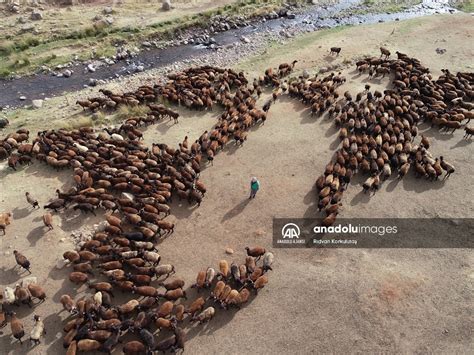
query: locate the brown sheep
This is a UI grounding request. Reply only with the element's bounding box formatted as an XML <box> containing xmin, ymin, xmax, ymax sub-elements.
<box><xmin>7</xmin><ymin>311</ymin><xmax>25</xmax><ymax>344</ymax></box>
<box><xmin>42</xmin><ymin>213</ymin><xmax>53</xmax><ymax>230</ymax></box>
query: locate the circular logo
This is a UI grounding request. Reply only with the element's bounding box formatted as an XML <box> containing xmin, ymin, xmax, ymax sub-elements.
<box><xmin>281</xmin><ymin>223</ymin><xmax>300</xmax><ymax>239</ymax></box>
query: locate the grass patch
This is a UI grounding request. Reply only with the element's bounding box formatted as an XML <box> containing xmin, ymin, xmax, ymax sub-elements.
<box><xmin>0</xmin><ymin>68</ymin><xmax>12</xmax><ymax>78</ymax></box>
<box><xmin>350</xmin><ymin>0</ymin><xmax>422</xmax><ymax>14</ymax></box>
<box><xmin>0</xmin><ymin>0</ymin><xmax>310</xmax><ymax>76</ymax></box>
<box><xmin>113</xmin><ymin>105</ymin><xmax>150</xmax><ymax>122</ymax></box>
<box><xmin>60</xmin><ymin>115</ymin><xmax>94</xmax><ymax>130</ymax></box>
<box><xmin>451</xmin><ymin>0</ymin><xmax>474</xmax><ymax>12</ymax></box>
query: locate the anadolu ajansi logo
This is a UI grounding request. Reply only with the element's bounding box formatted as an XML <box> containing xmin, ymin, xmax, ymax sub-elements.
<box><xmin>282</xmin><ymin>223</ymin><xmax>300</xmax><ymax>239</ymax></box>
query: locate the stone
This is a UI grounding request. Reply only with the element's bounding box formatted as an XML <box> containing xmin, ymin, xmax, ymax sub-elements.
<box><xmin>225</xmin><ymin>248</ymin><xmax>234</xmax><ymax>255</ymax></box>
<box><xmin>19</xmin><ymin>96</ymin><xmax>27</xmax><ymax>100</ymax></box>
<box><xmin>162</xmin><ymin>0</ymin><xmax>171</xmax><ymax>11</ymax></box>
<box><xmin>88</xmin><ymin>78</ymin><xmax>98</xmax><ymax>86</ymax></box>
<box><xmin>303</xmin><ymin>69</ymin><xmax>310</xmax><ymax>78</ymax></box>
<box><xmin>103</xmin><ymin>6</ymin><xmax>113</xmax><ymax>14</ymax></box>
<box><xmin>0</xmin><ymin>118</ymin><xmax>9</xmax><ymax>128</ymax></box>
<box><xmin>241</xmin><ymin>36</ymin><xmax>251</xmax><ymax>43</ymax></box>
<box><xmin>30</xmin><ymin>10</ymin><xmax>43</xmax><ymax>20</ymax></box>
<box><xmin>63</xmin><ymin>69</ymin><xmax>72</xmax><ymax>77</ymax></box>
<box><xmin>32</xmin><ymin>99</ymin><xmax>43</xmax><ymax>109</ymax></box>
<box><xmin>87</xmin><ymin>64</ymin><xmax>96</xmax><ymax>72</ymax></box>
<box><xmin>267</xmin><ymin>11</ymin><xmax>279</xmax><ymax>19</ymax></box>
<box><xmin>20</xmin><ymin>24</ymin><xmax>35</xmax><ymax>33</ymax></box>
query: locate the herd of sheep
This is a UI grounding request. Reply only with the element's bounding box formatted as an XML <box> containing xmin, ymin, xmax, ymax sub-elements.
<box><xmin>1</xmin><ymin>65</ymin><xmax>282</xmax><ymax>353</ymax></box>
<box><xmin>287</xmin><ymin>48</ymin><xmax>472</xmax><ymax>226</ymax></box>
<box><xmin>0</xmin><ymin>46</ymin><xmax>472</xmax><ymax>353</ymax></box>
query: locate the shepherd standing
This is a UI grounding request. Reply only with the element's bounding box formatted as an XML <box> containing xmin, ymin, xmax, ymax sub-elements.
<box><xmin>249</xmin><ymin>177</ymin><xmax>260</xmax><ymax>199</ymax></box>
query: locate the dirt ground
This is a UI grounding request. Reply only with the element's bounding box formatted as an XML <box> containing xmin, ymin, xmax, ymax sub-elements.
<box><xmin>1</xmin><ymin>14</ymin><xmax>473</xmax><ymax>354</ymax></box>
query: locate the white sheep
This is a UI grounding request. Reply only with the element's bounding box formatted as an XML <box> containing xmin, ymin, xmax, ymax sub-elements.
<box><xmin>111</xmin><ymin>133</ymin><xmax>124</xmax><ymax>141</ymax></box>
<box><xmin>120</xmin><ymin>250</ymin><xmax>139</xmax><ymax>259</ymax></box>
<box><xmin>3</xmin><ymin>286</ymin><xmax>15</xmax><ymax>305</ymax></box>
<box><xmin>93</xmin><ymin>292</ymin><xmax>102</xmax><ymax>307</ymax></box>
<box><xmin>30</xmin><ymin>315</ymin><xmax>46</xmax><ymax>345</ymax></box>
<box><xmin>73</xmin><ymin>143</ymin><xmax>88</xmax><ymax>153</ymax></box>
<box><xmin>143</xmin><ymin>251</ymin><xmax>161</xmax><ymax>265</ymax></box>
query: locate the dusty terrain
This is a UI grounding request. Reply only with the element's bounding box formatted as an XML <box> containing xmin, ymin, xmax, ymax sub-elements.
<box><xmin>1</xmin><ymin>14</ymin><xmax>473</xmax><ymax>354</ymax></box>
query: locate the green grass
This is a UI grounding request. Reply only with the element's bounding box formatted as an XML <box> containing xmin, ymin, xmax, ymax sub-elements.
<box><xmin>0</xmin><ymin>0</ymin><xmax>310</xmax><ymax>77</ymax></box>
<box><xmin>112</xmin><ymin>104</ymin><xmax>150</xmax><ymax>123</ymax></box>
<box><xmin>61</xmin><ymin>116</ymin><xmax>94</xmax><ymax>130</ymax></box>
<box><xmin>353</xmin><ymin>0</ymin><xmax>422</xmax><ymax>14</ymax></box>
<box><xmin>451</xmin><ymin>0</ymin><xmax>474</xmax><ymax>12</ymax></box>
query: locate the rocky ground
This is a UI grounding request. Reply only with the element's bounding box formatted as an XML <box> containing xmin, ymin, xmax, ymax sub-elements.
<box><xmin>0</xmin><ymin>13</ymin><xmax>473</xmax><ymax>355</ymax></box>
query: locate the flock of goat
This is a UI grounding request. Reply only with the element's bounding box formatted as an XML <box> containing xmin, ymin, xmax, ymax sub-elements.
<box><xmin>0</xmin><ymin>46</ymin><xmax>473</xmax><ymax>353</ymax></box>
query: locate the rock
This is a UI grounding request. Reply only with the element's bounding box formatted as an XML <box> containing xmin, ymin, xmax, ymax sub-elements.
<box><xmin>21</xmin><ymin>276</ymin><xmax>38</xmax><ymax>287</ymax></box>
<box><xmin>63</xmin><ymin>69</ymin><xmax>72</xmax><ymax>77</ymax></box>
<box><xmin>287</xmin><ymin>12</ymin><xmax>296</xmax><ymax>19</ymax></box>
<box><xmin>162</xmin><ymin>0</ymin><xmax>171</xmax><ymax>11</ymax></box>
<box><xmin>32</xmin><ymin>99</ymin><xmax>43</xmax><ymax>109</ymax></box>
<box><xmin>104</xmin><ymin>16</ymin><xmax>114</xmax><ymax>25</ymax></box>
<box><xmin>267</xmin><ymin>11</ymin><xmax>279</xmax><ymax>19</ymax></box>
<box><xmin>241</xmin><ymin>36</ymin><xmax>251</xmax><ymax>43</ymax></box>
<box><xmin>10</xmin><ymin>5</ymin><xmax>20</xmax><ymax>13</ymax></box>
<box><xmin>303</xmin><ymin>69</ymin><xmax>310</xmax><ymax>78</ymax></box>
<box><xmin>0</xmin><ymin>118</ymin><xmax>9</xmax><ymax>128</ymax></box>
<box><xmin>278</xmin><ymin>8</ymin><xmax>288</xmax><ymax>17</ymax></box>
<box><xmin>20</xmin><ymin>24</ymin><xmax>35</xmax><ymax>33</ymax></box>
<box><xmin>18</xmin><ymin>17</ymin><xmax>27</xmax><ymax>24</ymax></box>
<box><xmin>19</xmin><ymin>96</ymin><xmax>27</xmax><ymax>101</ymax></box>
<box><xmin>142</xmin><ymin>41</ymin><xmax>152</xmax><ymax>47</ymax></box>
<box><xmin>225</xmin><ymin>248</ymin><xmax>234</xmax><ymax>255</ymax></box>
<box><xmin>103</xmin><ymin>6</ymin><xmax>113</xmax><ymax>14</ymax></box>
<box><xmin>87</xmin><ymin>64</ymin><xmax>96</xmax><ymax>72</ymax></box>
<box><xmin>88</xmin><ymin>78</ymin><xmax>98</xmax><ymax>86</ymax></box>
<box><xmin>30</xmin><ymin>10</ymin><xmax>43</xmax><ymax>20</ymax></box>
